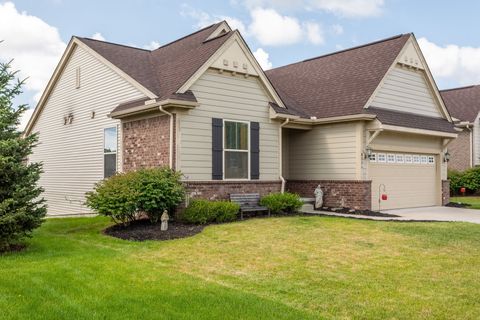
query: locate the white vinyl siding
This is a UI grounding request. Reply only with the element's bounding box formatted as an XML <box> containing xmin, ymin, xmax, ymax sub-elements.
<box><xmin>286</xmin><ymin>123</ymin><xmax>359</xmax><ymax>180</ymax></box>
<box><xmin>370</xmin><ymin>65</ymin><xmax>443</xmax><ymax>118</ymax></box>
<box><xmin>179</xmin><ymin>69</ymin><xmax>280</xmax><ymax>180</ymax></box>
<box><xmin>28</xmin><ymin>45</ymin><xmax>145</xmax><ymax>215</ymax></box>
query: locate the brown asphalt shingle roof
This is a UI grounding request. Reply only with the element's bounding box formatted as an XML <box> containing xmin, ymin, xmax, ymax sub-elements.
<box><xmin>266</xmin><ymin>34</ymin><xmax>411</xmax><ymax>119</ymax></box>
<box><xmin>440</xmin><ymin>85</ymin><xmax>480</xmax><ymax>123</ymax></box>
<box><xmin>77</xmin><ymin>22</ymin><xmax>232</xmax><ymax>101</ymax></box>
<box><xmin>364</xmin><ymin>107</ymin><xmax>456</xmax><ymax>133</ymax></box>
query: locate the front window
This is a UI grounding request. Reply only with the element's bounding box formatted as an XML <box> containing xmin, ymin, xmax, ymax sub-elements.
<box><xmin>224</xmin><ymin>121</ymin><xmax>249</xmax><ymax>179</ymax></box>
<box><xmin>104</xmin><ymin>127</ymin><xmax>117</xmax><ymax>178</ymax></box>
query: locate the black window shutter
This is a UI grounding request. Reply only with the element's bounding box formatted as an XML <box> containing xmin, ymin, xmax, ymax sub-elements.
<box><xmin>250</xmin><ymin>122</ymin><xmax>260</xmax><ymax>180</ymax></box>
<box><xmin>212</xmin><ymin>118</ymin><xmax>223</xmax><ymax>180</ymax></box>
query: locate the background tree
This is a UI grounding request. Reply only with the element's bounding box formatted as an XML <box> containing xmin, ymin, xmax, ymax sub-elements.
<box><xmin>0</xmin><ymin>59</ymin><xmax>46</xmax><ymax>252</ymax></box>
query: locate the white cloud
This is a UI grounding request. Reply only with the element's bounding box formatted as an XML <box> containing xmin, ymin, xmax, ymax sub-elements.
<box><xmin>0</xmin><ymin>2</ymin><xmax>66</xmax><ymax>130</ymax></box>
<box><xmin>180</xmin><ymin>4</ymin><xmax>247</xmax><ymax>35</ymax></box>
<box><xmin>240</xmin><ymin>0</ymin><xmax>384</xmax><ymax>17</ymax></box>
<box><xmin>91</xmin><ymin>32</ymin><xmax>105</xmax><ymax>41</ymax></box>
<box><xmin>331</xmin><ymin>24</ymin><xmax>344</xmax><ymax>35</ymax></box>
<box><xmin>253</xmin><ymin>48</ymin><xmax>273</xmax><ymax>70</ymax></box>
<box><xmin>418</xmin><ymin>37</ymin><xmax>480</xmax><ymax>86</ymax></box>
<box><xmin>143</xmin><ymin>41</ymin><xmax>161</xmax><ymax>50</ymax></box>
<box><xmin>305</xmin><ymin>22</ymin><xmax>324</xmax><ymax>45</ymax></box>
<box><xmin>249</xmin><ymin>8</ymin><xmax>303</xmax><ymax>46</ymax></box>
<box><xmin>310</xmin><ymin>0</ymin><xmax>384</xmax><ymax>17</ymax></box>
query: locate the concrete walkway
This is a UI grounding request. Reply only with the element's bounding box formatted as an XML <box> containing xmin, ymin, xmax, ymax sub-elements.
<box><xmin>302</xmin><ymin>206</ymin><xmax>480</xmax><ymax>224</ymax></box>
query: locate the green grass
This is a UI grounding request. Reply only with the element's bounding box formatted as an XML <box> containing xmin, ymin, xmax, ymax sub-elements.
<box><xmin>451</xmin><ymin>196</ymin><xmax>480</xmax><ymax>209</ymax></box>
<box><xmin>1</xmin><ymin>216</ymin><xmax>480</xmax><ymax>319</ymax></box>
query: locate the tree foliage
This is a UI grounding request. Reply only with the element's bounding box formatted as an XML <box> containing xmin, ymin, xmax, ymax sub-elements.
<box><xmin>0</xmin><ymin>60</ymin><xmax>46</xmax><ymax>251</ymax></box>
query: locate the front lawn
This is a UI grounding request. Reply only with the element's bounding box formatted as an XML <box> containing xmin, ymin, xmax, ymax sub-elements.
<box><xmin>1</xmin><ymin>216</ymin><xmax>480</xmax><ymax>319</ymax></box>
<box><xmin>450</xmin><ymin>196</ymin><xmax>480</xmax><ymax>209</ymax></box>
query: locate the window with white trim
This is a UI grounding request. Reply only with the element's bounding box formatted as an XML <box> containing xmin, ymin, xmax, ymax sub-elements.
<box><xmin>104</xmin><ymin>127</ymin><xmax>117</xmax><ymax>178</ymax></box>
<box><xmin>405</xmin><ymin>154</ymin><xmax>413</xmax><ymax>164</ymax></box>
<box><xmin>224</xmin><ymin>120</ymin><xmax>249</xmax><ymax>179</ymax></box>
<box><xmin>428</xmin><ymin>156</ymin><xmax>435</xmax><ymax>164</ymax></box>
<box><xmin>396</xmin><ymin>154</ymin><xmax>404</xmax><ymax>163</ymax></box>
<box><xmin>387</xmin><ymin>154</ymin><xmax>396</xmax><ymax>163</ymax></box>
<box><xmin>377</xmin><ymin>153</ymin><xmax>386</xmax><ymax>163</ymax></box>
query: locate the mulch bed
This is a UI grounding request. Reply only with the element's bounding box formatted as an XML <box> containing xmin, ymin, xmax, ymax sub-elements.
<box><xmin>318</xmin><ymin>207</ymin><xmax>400</xmax><ymax>217</ymax></box>
<box><xmin>104</xmin><ymin>219</ymin><xmax>204</xmax><ymax>242</ymax></box>
<box><xmin>0</xmin><ymin>243</ymin><xmax>26</xmax><ymax>255</ymax></box>
<box><xmin>446</xmin><ymin>202</ymin><xmax>471</xmax><ymax>208</ymax></box>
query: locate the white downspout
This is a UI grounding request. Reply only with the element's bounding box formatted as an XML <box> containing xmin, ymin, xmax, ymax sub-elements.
<box><xmin>159</xmin><ymin>105</ymin><xmax>174</xmax><ymax>169</ymax></box>
<box><xmin>279</xmin><ymin>118</ymin><xmax>290</xmax><ymax>193</ymax></box>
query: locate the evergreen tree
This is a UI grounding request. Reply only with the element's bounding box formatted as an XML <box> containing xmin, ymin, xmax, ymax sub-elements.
<box><xmin>0</xmin><ymin>60</ymin><xmax>46</xmax><ymax>252</ymax></box>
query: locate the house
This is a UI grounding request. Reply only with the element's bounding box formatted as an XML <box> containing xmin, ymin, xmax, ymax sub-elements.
<box><xmin>25</xmin><ymin>22</ymin><xmax>456</xmax><ymax>215</ymax></box>
<box><xmin>440</xmin><ymin>85</ymin><xmax>480</xmax><ymax>171</ymax></box>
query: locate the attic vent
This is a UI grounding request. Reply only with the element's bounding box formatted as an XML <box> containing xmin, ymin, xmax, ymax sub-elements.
<box><xmin>75</xmin><ymin>67</ymin><xmax>81</xmax><ymax>89</ymax></box>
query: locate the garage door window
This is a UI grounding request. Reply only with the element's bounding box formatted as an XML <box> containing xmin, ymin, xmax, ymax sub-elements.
<box><xmin>413</xmin><ymin>155</ymin><xmax>421</xmax><ymax>164</ymax></box>
<box><xmin>371</xmin><ymin>152</ymin><xmax>436</xmax><ymax>166</ymax></box>
<box><xmin>396</xmin><ymin>154</ymin><xmax>404</xmax><ymax>163</ymax></box>
<box><xmin>405</xmin><ymin>155</ymin><xmax>413</xmax><ymax>163</ymax></box>
<box><xmin>377</xmin><ymin>153</ymin><xmax>386</xmax><ymax>163</ymax></box>
<box><xmin>428</xmin><ymin>156</ymin><xmax>435</xmax><ymax>164</ymax></box>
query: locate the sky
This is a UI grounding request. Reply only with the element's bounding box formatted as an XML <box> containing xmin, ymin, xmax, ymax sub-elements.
<box><xmin>1</xmin><ymin>0</ymin><xmax>480</xmax><ymax>130</ymax></box>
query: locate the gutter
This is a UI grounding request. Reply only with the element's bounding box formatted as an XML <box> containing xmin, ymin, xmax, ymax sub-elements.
<box><xmin>271</xmin><ymin>112</ymin><xmax>377</xmax><ymax>125</ymax></box>
<box><xmin>109</xmin><ymin>98</ymin><xmax>199</xmax><ymax>119</ymax></box>
<box><xmin>279</xmin><ymin>118</ymin><xmax>289</xmax><ymax>193</ymax></box>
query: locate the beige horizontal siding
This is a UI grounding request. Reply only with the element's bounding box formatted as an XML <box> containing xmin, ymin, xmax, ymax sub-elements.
<box><xmin>286</xmin><ymin>123</ymin><xmax>358</xmax><ymax>180</ymax></box>
<box><xmin>28</xmin><ymin>45</ymin><xmax>145</xmax><ymax>215</ymax></box>
<box><xmin>179</xmin><ymin>69</ymin><xmax>280</xmax><ymax>181</ymax></box>
<box><xmin>370</xmin><ymin>65</ymin><xmax>443</xmax><ymax>118</ymax></box>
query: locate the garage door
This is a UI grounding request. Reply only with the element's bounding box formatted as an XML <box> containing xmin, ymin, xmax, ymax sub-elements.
<box><xmin>369</xmin><ymin>152</ymin><xmax>439</xmax><ymax>211</ymax></box>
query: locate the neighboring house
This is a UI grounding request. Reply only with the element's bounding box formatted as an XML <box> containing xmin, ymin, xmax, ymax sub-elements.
<box><xmin>25</xmin><ymin>22</ymin><xmax>456</xmax><ymax>215</ymax></box>
<box><xmin>440</xmin><ymin>85</ymin><xmax>480</xmax><ymax>171</ymax></box>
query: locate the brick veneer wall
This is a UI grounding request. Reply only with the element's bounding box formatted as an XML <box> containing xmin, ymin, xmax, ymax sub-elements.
<box><xmin>286</xmin><ymin>180</ymin><xmax>372</xmax><ymax>210</ymax></box>
<box><xmin>442</xmin><ymin>180</ymin><xmax>450</xmax><ymax>205</ymax></box>
<box><xmin>122</xmin><ymin>115</ymin><xmax>172</xmax><ymax>171</ymax></box>
<box><xmin>185</xmin><ymin>180</ymin><xmax>282</xmax><ymax>201</ymax></box>
<box><xmin>448</xmin><ymin>129</ymin><xmax>471</xmax><ymax>172</ymax></box>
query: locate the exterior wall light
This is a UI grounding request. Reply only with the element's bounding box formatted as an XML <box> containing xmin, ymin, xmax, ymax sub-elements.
<box><xmin>444</xmin><ymin>151</ymin><xmax>450</xmax><ymax>162</ymax></box>
<box><xmin>365</xmin><ymin>147</ymin><xmax>373</xmax><ymax>160</ymax></box>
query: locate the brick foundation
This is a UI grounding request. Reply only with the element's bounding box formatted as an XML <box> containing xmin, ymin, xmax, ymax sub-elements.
<box><xmin>122</xmin><ymin>114</ymin><xmax>173</xmax><ymax>171</ymax></box>
<box><xmin>286</xmin><ymin>180</ymin><xmax>372</xmax><ymax>210</ymax></box>
<box><xmin>442</xmin><ymin>180</ymin><xmax>450</xmax><ymax>205</ymax></box>
<box><xmin>185</xmin><ymin>180</ymin><xmax>282</xmax><ymax>201</ymax></box>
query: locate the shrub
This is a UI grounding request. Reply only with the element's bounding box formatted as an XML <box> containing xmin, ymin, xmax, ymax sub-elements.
<box><xmin>135</xmin><ymin>168</ymin><xmax>185</xmax><ymax>223</ymax></box>
<box><xmin>448</xmin><ymin>167</ymin><xmax>480</xmax><ymax>195</ymax></box>
<box><xmin>86</xmin><ymin>172</ymin><xmax>139</xmax><ymax>226</ymax></box>
<box><xmin>260</xmin><ymin>192</ymin><xmax>303</xmax><ymax>214</ymax></box>
<box><xmin>182</xmin><ymin>199</ymin><xmax>240</xmax><ymax>224</ymax></box>
<box><xmin>86</xmin><ymin>167</ymin><xmax>185</xmax><ymax>225</ymax></box>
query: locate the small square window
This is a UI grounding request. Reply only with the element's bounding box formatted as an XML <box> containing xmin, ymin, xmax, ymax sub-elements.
<box><xmin>413</xmin><ymin>155</ymin><xmax>421</xmax><ymax>164</ymax></box>
<box><xmin>377</xmin><ymin>153</ymin><xmax>386</xmax><ymax>163</ymax></box>
<box><xmin>428</xmin><ymin>156</ymin><xmax>435</xmax><ymax>164</ymax></box>
<box><xmin>396</xmin><ymin>154</ymin><xmax>404</xmax><ymax>163</ymax></box>
<box><xmin>369</xmin><ymin>153</ymin><xmax>377</xmax><ymax>162</ymax></box>
<box><xmin>387</xmin><ymin>154</ymin><xmax>396</xmax><ymax>163</ymax></box>
<box><xmin>405</xmin><ymin>154</ymin><xmax>413</xmax><ymax>164</ymax></box>
<box><xmin>421</xmin><ymin>155</ymin><xmax>428</xmax><ymax>164</ymax></box>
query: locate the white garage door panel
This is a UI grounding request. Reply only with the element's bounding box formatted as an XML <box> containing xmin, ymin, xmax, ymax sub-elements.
<box><xmin>370</xmin><ymin>155</ymin><xmax>438</xmax><ymax>210</ymax></box>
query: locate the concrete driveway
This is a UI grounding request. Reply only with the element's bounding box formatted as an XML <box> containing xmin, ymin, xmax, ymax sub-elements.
<box><xmin>383</xmin><ymin>206</ymin><xmax>480</xmax><ymax>224</ymax></box>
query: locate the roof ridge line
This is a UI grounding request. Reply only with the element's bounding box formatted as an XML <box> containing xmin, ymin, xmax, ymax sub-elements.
<box><xmin>440</xmin><ymin>84</ymin><xmax>479</xmax><ymax>92</ymax></box>
<box><xmin>76</xmin><ymin>36</ymin><xmax>150</xmax><ymax>52</ymax></box>
<box><xmin>268</xmin><ymin>33</ymin><xmax>410</xmax><ymax>71</ymax></box>
<box><xmin>153</xmin><ymin>21</ymin><xmax>223</xmax><ymax>51</ymax></box>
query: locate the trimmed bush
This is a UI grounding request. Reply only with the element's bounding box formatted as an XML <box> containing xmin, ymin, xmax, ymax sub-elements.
<box><xmin>448</xmin><ymin>167</ymin><xmax>480</xmax><ymax>195</ymax></box>
<box><xmin>86</xmin><ymin>167</ymin><xmax>185</xmax><ymax>225</ymax></box>
<box><xmin>182</xmin><ymin>199</ymin><xmax>240</xmax><ymax>224</ymax></box>
<box><xmin>260</xmin><ymin>192</ymin><xmax>303</xmax><ymax>214</ymax></box>
<box><xmin>135</xmin><ymin>168</ymin><xmax>185</xmax><ymax>223</ymax></box>
<box><xmin>86</xmin><ymin>172</ymin><xmax>139</xmax><ymax>226</ymax></box>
